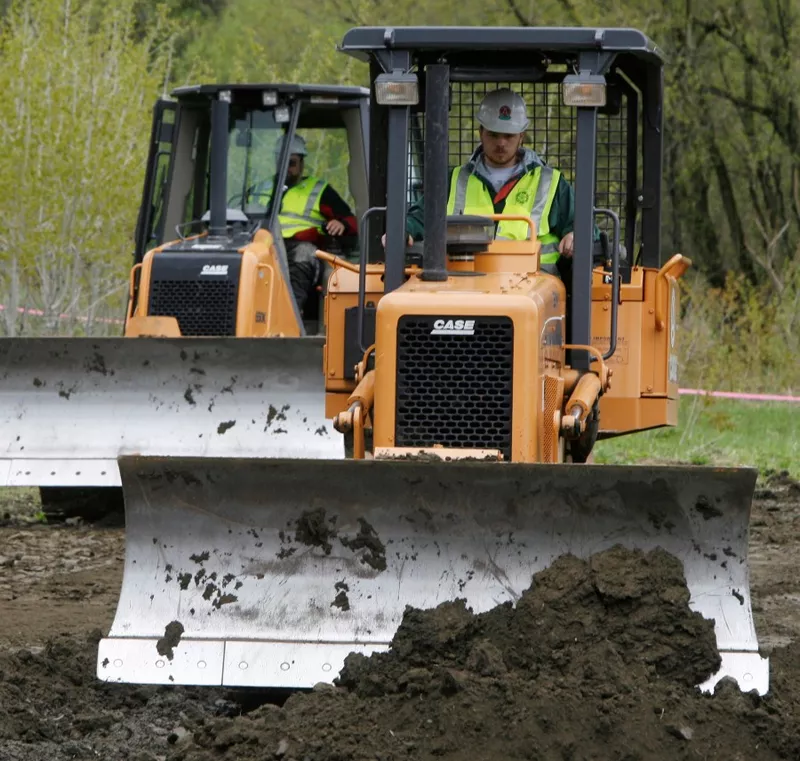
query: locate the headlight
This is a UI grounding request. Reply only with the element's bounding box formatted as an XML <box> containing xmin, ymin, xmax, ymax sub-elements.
<box><xmin>375</xmin><ymin>72</ymin><xmax>419</xmax><ymax>106</ymax></box>
<box><xmin>562</xmin><ymin>75</ymin><xmax>607</xmax><ymax>107</ymax></box>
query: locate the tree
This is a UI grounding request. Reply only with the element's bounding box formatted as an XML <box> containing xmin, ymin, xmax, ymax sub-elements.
<box><xmin>179</xmin><ymin>0</ymin><xmax>800</xmax><ymax>293</ymax></box>
<box><xmin>0</xmin><ymin>0</ymin><xmax>179</xmax><ymax>336</ymax></box>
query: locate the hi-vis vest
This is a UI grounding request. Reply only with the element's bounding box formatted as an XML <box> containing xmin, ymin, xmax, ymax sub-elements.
<box><xmin>252</xmin><ymin>176</ymin><xmax>328</xmax><ymax>237</ymax></box>
<box><xmin>446</xmin><ymin>164</ymin><xmax>561</xmax><ymax>263</ymax></box>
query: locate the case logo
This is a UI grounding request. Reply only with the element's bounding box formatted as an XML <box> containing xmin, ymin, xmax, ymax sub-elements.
<box><xmin>200</xmin><ymin>264</ymin><xmax>228</xmax><ymax>276</ymax></box>
<box><xmin>431</xmin><ymin>319</ymin><xmax>476</xmax><ymax>335</ymax></box>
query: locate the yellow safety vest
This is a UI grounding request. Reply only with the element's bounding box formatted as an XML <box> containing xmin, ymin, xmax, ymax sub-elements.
<box><xmin>251</xmin><ymin>176</ymin><xmax>328</xmax><ymax>237</ymax></box>
<box><xmin>446</xmin><ymin>165</ymin><xmax>562</xmax><ymax>263</ymax></box>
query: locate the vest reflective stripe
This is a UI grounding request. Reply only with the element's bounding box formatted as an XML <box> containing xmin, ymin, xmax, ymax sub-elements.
<box><xmin>450</xmin><ymin>164</ymin><xmax>472</xmax><ymax>215</ymax></box>
<box><xmin>447</xmin><ymin>164</ymin><xmax>562</xmax><ymax>262</ymax></box>
<box><xmin>278</xmin><ymin>177</ymin><xmax>327</xmax><ymax>237</ymax></box>
<box><xmin>250</xmin><ymin>177</ymin><xmax>327</xmax><ymax>236</ymax></box>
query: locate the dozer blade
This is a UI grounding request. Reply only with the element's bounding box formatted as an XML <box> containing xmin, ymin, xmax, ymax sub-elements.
<box><xmin>98</xmin><ymin>457</ymin><xmax>767</xmax><ymax>695</ymax></box>
<box><xmin>0</xmin><ymin>337</ymin><xmax>341</xmax><ymax>487</ymax></box>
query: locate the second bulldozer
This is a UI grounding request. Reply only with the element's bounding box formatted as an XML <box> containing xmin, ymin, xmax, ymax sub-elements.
<box><xmin>97</xmin><ymin>27</ymin><xmax>768</xmax><ymax>697</ymax></box>
<box><xmin>0</xmin><ymin>83</ymin><xmax>369</xmax><ymax>519</ymax></box>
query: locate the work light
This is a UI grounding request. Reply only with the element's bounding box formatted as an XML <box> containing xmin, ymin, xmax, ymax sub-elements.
<box><xmin>562</xmin><ymin>74</ymin><xmax>607</xmax><ymax>107</ymax></box>
<box><xmin>375</xmin><ymin>72</ymin><xmax>419</xmax><ymax>105</ymax></box>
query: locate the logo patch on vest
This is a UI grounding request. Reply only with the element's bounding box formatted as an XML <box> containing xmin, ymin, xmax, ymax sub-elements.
<box><xmin>498</xmin><ymin>105</ymin><xmax>511</xmax><ymax>120</ymax></box>
<box><xmin>515</xmin><ymin>190</ymin><xmax>530</xmax><ymax>205</ymax></box>
<box><xmin>200</xmin><ymin>264</ymin><xmax>229</xmax><ymax>276</ymax></box>
<box><xmin>430</xmin><ymin>319</ymin><xmax>476</xmax><ymax>336</ymax></box>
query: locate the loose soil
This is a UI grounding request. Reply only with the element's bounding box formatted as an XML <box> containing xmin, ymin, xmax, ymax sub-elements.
<box><xmin>0</xmin><ymin>472</ymin><xmax>798</xmax><ymax>760</ymax></box>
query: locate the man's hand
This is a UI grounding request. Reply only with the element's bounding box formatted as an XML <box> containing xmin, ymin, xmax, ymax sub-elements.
<box><xmin>381</xmin><ymin>233</ymin><xmax>414</xmax><ymax>248</ymax></box>
<box><xmin>326</xmin><ymin>219</ymin><xmax>346</xmax><ymax>236</ymax></box>
<box><xmin>558</xmin><ymin>232</ymin><xmax>574</xmax><ymax>258</ymax></box>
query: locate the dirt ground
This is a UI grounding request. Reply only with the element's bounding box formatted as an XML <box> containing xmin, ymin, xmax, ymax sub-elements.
<box><xmin>0</xmin><ymin>471</ymin><xmax>798</xmax><ymax>760</ymax></box>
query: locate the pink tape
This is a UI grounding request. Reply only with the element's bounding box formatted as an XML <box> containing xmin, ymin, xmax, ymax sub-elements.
<box><xmin>679</xmin><ymin>388</ymin><xmax>800</xmax><ymax>403</ymax></box>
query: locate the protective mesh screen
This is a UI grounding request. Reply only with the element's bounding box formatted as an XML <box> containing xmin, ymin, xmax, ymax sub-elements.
<box><xmin>408</xmin><ymin>74</ymin><xmax>632</xmax><ymax>242</ymax></box>
<box><xmin>395</xmin><ymin>315</ymin><xmax>514</xmax><ymax>457</ymax></box>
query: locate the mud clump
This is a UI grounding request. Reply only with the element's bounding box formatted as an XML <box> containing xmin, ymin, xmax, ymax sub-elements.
<box><xmin>288</xmin><ymin>512</ymin><xmax>387</xmax><ymax>570</ymax></box>
<box><xmin>339</xmin><ymin>518</ymin><xmax>387</xmax><ymax>571</ymax></box>
<box><xmin>380</xmin><ymin>450</ymin><xmax>501</xmax><ymax>462</ymax></box>
<box><xmin>156</xmin><ymin>620</ymin><xmax>185</xmax><ymax>661</ymax></box>
<box><xmin>294</xmin><ymin>507</ymin><xmax>338</xmax><ymax>555</ymax></box>
<box><xmin>170</xmin><ymin>545</ymin><xmax>800</xmax><ymax>761</ymax></box>
<box><xmin>331</xmin><ymin>581</ymin><xmax>351</xmax><ymax>611</ymax></box>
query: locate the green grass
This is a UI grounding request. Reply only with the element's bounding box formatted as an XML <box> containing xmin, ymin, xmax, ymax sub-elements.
<box><xmin>594</xmin><ymin>396</ymin><xmax>800</xmax><ymax>480</ymax></box>
<box><xmin>0</xmin><ymin>486</ymin><xmax>43</xmax><ymax>523</ymax></box>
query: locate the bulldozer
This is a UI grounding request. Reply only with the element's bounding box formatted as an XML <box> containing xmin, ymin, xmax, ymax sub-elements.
<box><xmin>0</xmin><ymin>82</ymin><xmax>369</xmax><ymax>520</ymax></box>
<box><xmin>97</xmin><ymin>26</ymin><xmax>768</xmax><ymax>696</ymax></box>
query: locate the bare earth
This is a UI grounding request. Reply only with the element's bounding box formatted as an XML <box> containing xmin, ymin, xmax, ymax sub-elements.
<box><xmin>0</xmin><ymin>471</ymin><xmax>798</xmax><ymax>760</ymax></box>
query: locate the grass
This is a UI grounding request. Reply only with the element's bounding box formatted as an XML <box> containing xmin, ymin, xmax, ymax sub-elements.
<box><xmin>0</xmin><ymin>486</ymin><xmax>43</xmax><ymax>522</ymax></box>
<box><xmin>594</xmin><ymin>395</ymin><xmax>800</xmax><ymax>480</ymax></box>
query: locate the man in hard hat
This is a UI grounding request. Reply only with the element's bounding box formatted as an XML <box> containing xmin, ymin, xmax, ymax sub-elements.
<box><xmin>251</xmin><ymin>134</ymin><xmax>357</xmax><ymax>311</ymax></box>
<box><xmin>405</xmin><ymin>88</ymin><xmax>594</xmax><ymax>276</ymax></box>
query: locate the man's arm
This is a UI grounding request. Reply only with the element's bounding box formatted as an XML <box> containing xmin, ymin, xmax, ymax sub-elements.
<box><xmin>548</xmin><ymin>175</ymin><xmax>602</xmax><ymax>246</ymax></box>
<box><xmin>318</xmin><ymin>184</ymin><xmax>358</xmax><ymax>235</ymax></box>
<box><xmin>406</xmin><ymin>192</ymin><xmax>426</xmax><ymax>241</ymax></box>
<box><xmin>547</xmin><ymin>175</ymin><xmax>575</xmax><ymax>240</ymax></box>
<box><xmin>380</xmin><ymin>190</ymin><xmax>424</xmax><ymax>249</ymax></box>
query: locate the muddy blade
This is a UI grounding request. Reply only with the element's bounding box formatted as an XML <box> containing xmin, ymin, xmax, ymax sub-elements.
<box><xmin>0</xmin><ymin>337</ymin><xmax>340</xmax><ymax>487</ymax></box>
<box><xmin>97</xmin><ymin>457</ymin><xmax>767</xmax><ymax>694</ymax></box>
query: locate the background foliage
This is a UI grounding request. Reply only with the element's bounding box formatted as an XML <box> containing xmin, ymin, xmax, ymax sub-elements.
<box><xmin>0</xmin><ymin>0</ymin><xmax>178</xmax><ymax>335</ymax></box>
<box><xmin>0</xmin><ymin>0</ymin><xmax>796</xmax><ymax>393</ymax></box>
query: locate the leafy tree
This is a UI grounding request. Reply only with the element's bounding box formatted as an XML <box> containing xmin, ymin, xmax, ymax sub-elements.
<box><xmin>0</xmin><ymin>0</ymin><xmax>179</xmax><ymax>335</ymax></box>
<box><xmin>4</xmin><ymin>0</ymin><xmax>793</xmax><ymax>363</ymax></box>
<box><xmin>132</xmin><ymin>0</ymin><xmax>227</xmax><ymax>60</ymax></box>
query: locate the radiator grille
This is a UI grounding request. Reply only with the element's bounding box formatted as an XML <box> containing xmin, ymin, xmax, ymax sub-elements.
<box><xmin>395</xmin><ymin>316</ymin><xmax>514</xmax><ymax>457</ymax></box>
<box><xmin>541</xmin><ymin>374</ymin><xmax>564</xmax><ymax>463</ymax></box>
<box><xmin>149</xmin><ymin>280</ymin><xmax>237</xmax><ymax>336</ymax></box>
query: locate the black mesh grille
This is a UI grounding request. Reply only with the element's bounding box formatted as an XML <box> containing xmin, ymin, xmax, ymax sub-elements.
<box><xmin>149</xmin><ymin>280</ymin><xmax>237</xmax><ymax>336</ymax></box>
<box><xmin>408</xmin><ymin>74</ymin><xmax>634</xmax><ymax>245</ymax></box>
<box><xmin>395</xmin><ymin>316</ymin><xmax>513</xmax><ymax>456</ymax></box>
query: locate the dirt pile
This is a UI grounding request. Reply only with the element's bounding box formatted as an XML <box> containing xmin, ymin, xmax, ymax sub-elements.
<box><xmin>169</xmin><ymin>545</ymin><xmax>800</xmax><ymax>761</ymax></box>
<box><xmin>2</xmin><ymin>472</ymin><xmax>800</xmax><ymax>761</ymax></box>
<box><xmin>749</xmin><ymin>469</ymin><xmax>800</xmax><ymax>651</ymax></box>
<box><xmin>0</xmin><ymin>630</ymin><xmax>229</xmax><ymax>761</ymax></box>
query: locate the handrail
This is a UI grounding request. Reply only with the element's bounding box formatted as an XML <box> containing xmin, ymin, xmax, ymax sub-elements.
<box><xmin>655</xmin><ymin>254</ymin><xmax>692</xmax><ymax>331</ymax></box>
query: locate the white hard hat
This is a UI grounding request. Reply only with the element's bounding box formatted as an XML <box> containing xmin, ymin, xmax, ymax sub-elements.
<box><xmin>274</xmin><ymin>133</ymin><xmax>307</xmax><ymax>161</ymax></box>
<box><xmin>476</xmin><ymin>88</ymin><xmax>529</xmax><ymax>133</ymax></box>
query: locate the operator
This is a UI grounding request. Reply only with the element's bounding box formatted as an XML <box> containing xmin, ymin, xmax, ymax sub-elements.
<box><xmin>251</xmin><ymin>134</ymin><xmax>358</xmax><ymax>311</ymax></box>
<box><xmin>403</xmin><ymin>88</ymin><xmax>595</xmax><ymax>278</ymax></box>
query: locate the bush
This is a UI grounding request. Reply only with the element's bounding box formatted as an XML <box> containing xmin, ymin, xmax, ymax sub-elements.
<box><xmin>678</xmin><ymin>265</ymin><xmax>800</xmax><ymax>395</ymax></box>
<box><xmin>0</xmin><ymin>0</ymin><xmax>178</xmax><ymax>336</ymax></box>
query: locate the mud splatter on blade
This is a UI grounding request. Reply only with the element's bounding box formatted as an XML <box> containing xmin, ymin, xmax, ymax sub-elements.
<box><xmin>97</xmin><ymin>457</ymin><xmax>767</xmax><ymax>694</ymax></box>
<box><xmin>0</xmin><ymin>337</ymin><xmax>341</xmax><ymax>487</ymax></box>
